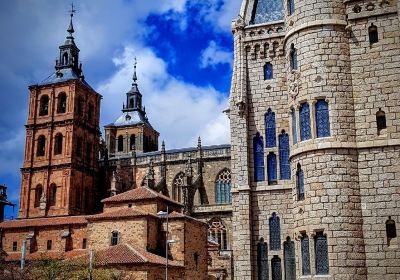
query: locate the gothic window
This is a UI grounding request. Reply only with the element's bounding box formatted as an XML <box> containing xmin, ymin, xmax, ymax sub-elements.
<box><xmin>39</xmin><ymin>95</ymin><xmax>49</xmax><ymax>116</ymax></box>
<box><xmin>251</xmin><ymin>0</ymin><xmax>284</xmax><ymax>24</ymax></box>
<box><xmin>269</xmin><ymin>212</ymin><xmax>281</xmax><ymax>250</ymax></box>
<box><xmin>257</xmin><ymin>238</ymin><xmax>269</xmax><ymax>280</ymax></box>
<box><xmin>173</xmin><ymin>172</ymin><xmax>184</xmax><ymax>203</ymax></box>
<box><xmin>265</xmin><ymin>109</ymin><xmax>276</xmax><ymax>147</ymax></box>
<box><xmin>315</xmin><ymin>232</ymin><xmax>329</xmax><ymax>275</ymax></box>
<box><xmin>287</xmin><ymin>0</ymin><xmax>295</xmax><ymax>15</ymax></box>
<box><xmin>264</xmin><ymin>62</ymin><xmax>273</xmax><ymax>80</ymax></box>
<box><xmin>54</xmin><ymin>133</ymin><xmax>63</xmax><ymax>155</ymax></box>
<box><xmin>57</xmin><ymin>92</ymin><xmax>67</xmax><ymax>114</ymax></box>
<box><xmin>291</xmin><ymin>109</ymin><xmax>297</xmax><ymax>144</ymax></box>
<box><xmin>296</xmin><ymin>163</ymin><xmax>305</xmax><ymax>200</ymax></box>
<box><xmin>117</xmin><ymin>135</ymin><xmax>124</xmax><ymax>152</ymax></box>
<box><xmin>49</xmin><ymin>184</ymin><xmax>57</xmax><ymax>207</ymax></box>
<box><xmin>301</xmin><ymin>233</ymin><xmax>311</xmax><ymax>275</ymax></box>
<box><xmin>111</xmin><ymin>231</ymin><xmax>120</xmax><ymax>246</ymax></box>
<box><xmin>88</xmin><ymin>103</ymin><xmax>94</xmax><ymax>122</ymax></box>
<box><xmin>34</xmin><ymin>185</ymin><xmax>43</xmax><ymax>208</ymax></box>
<box><xmin>254</xmin><ymin>132</ymin><xmax>265</xmax><ymax>182</ymax></box>
<box><xmin>299</xmin><ymin>103</ymin><xmax>311</xmax><ymax>141</ymax></box>
<box><xmin>279</xmin><ymin>131</ymin><xmax>290</xmax><ymax>180</ymax></box>
<box><xmin>369</xmin><ymin>24</ymin><xmax>378</xmax><ymax>44</ymax></box>
<box><xmin>47</xmin><ymin>240</ymin><xmax>52</xmax><ymax>250</ymax></box>
<box><xmin>267</xmin><ymin>153</ymin><xmax>277</xmax><ymax>185</ymax></box>
<box><xmin>130</xmin><ymin>134</ymin><xmax>136</xmax><ymax>150</ymax></box>
<box><xmin>386</xmin><ymin>217</ymin><xmax>397</xmax><ymax>239</ymax></box>
<box><xmin>215</xmin><ymin>169</ymin><xmax>232</xmax><ymax>204</ymax></box>
<box><xmin>290</xmin><ymin>44</ymin><xmax>298</xmax><ymax>71</ymax></box>
<box><xmin>12</xmin><ymin>241</ymin><xmax>17</xmax><ymax>252</ymax></box>
<box><xmin>271</xmin><ymin>256</ymin><xmax>282</xmax><ymax>280</ymax></box>
<box><xmin>37</xmin><ymin>135</ymin><xmax>46</xmax><ymax>157</ymax></box>
<box><xmin>376</xmin><ymin>109</ymin><xmax>387</xmax><ymax>135</ymax></box>
<box><xmin>315</xmin><ymin>100</ymin><xmax>330</xmax><ymax>138</ymax></box>
<box><xmin>284</xmin><ymin>237</ymin><xmax>296</xmax><ymax>280</ymax></box>
<box><xmin>208</xmin><ymin>218</ymin><xmax>228</xmax><ymax>250</ymax></box>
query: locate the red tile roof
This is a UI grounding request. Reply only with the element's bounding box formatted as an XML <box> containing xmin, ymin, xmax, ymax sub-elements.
<box><xmin>160</xmin><ymin>211</ymin><xmax>208</xmax><ymax>226</ymax></box>
<box><xmin>5</xmin><ymin>250</ymin><xmax>86</xmax><ymax>262</ymax></box>
<box><xmin>86</xmin><ymin>208</ymin><xmax>157</xmax><ymax>221</ymax></box>
<box><xmin>95</xmin><ymin>244</ymin><xmax>183</xmax><ymax>267</ymax></box>
<box><xmin>0</xmin><ymin>216</ymin><xmax>87</xmax><ymax>229</ymax></box>
<box><xmin>101</xmin><ymin>187</ymin><xmax>183</xmax><ymax>207</ymax></box>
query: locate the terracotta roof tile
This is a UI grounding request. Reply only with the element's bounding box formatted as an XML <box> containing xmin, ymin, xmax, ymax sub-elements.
<box><xmin>160</xmin><ymin>211</ymin><xmax>208</xmax><ymax>226</ymax></box>
<box><xmin>86</xmin><ymin>208</ymin><xmax>157</xmax><ymax>221</ymax></box>
<box><xmin>5</xmin><ymin>250</ymin><xmax>86</xmax><ymax>262</ymax></box>
<box><xmin>95</xmin><ymin>244</ymin><xmax>183</xmax><ymax>267</ymax></box>
<box><xmin>101</xmin><ymin>187</ymin><xmax>183</xmax><ymax>207</ymax></box>
<box><xmin>0</xmin><ymin>216</ymin><xmax>87</xmax><ymax>229</ymax></box>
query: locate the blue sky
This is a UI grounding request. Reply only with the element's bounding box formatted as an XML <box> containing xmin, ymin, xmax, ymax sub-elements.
<box><xmin>0</xmin><ymin>0</ymin><xmax>241</xmax><ymax>218</ymax></box>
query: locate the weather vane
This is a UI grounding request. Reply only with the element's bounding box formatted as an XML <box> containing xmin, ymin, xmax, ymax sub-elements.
<box><xmin>69</xmin><ymin>2</ymin><xmax>77</xmax><ymax>17</ymax></box>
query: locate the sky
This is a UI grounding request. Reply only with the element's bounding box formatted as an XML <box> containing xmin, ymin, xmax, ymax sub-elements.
<box><xmin>0</xmin><ymin>0</ymin><xmax>242</xmax><ymax>218</ymax></box>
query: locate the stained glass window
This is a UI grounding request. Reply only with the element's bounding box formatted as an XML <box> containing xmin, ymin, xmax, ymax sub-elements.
<box><xmin>264</xmin><ymin>62</ymin><xmax>273</xmax><ymax>80</ymax></box>
<box><xmin>291</xmin><ymin>109</ymin><xmax>297</xmax><ymax>144</ymax></box>
<box><xmin>269</xmin><ymin>213</ymin><xmax>281</xmax><ymax>250</ymax></box>
<box><xmin>215</xmin><ymin>169</ymin><xmax>232</xmax><ymax>204</ymax></box>
<box><xmin>299</xmin><ymin>103</ymin><xmax>311</xmax><ymax>141</ymax></box>
<box><xmin>267</xmin><ymin>153</ymin><xmax>277</xmax><ymax>185</ymax></box>
<box><xmin>252</xmin><ymin>0</ymin><xmax>284</xmax><ymax>24</ymax></box>
<box><xmin>296</xmin><ymin>163</ymin><xmax>304</xmax><ymax>200</ymax></box>
<box><xmin>284</xmin><ymin>237</ymin><xmax>296</xmax><ymax>280</ymax></box>
<box><xmin>254</xmin><ymin>133</ymin><xmax>265</xmax><ymax>182</ymax></box>
<box><xmin>315</xmin><ymin>232</ymin><xmax>329</xmax><ymax>275</ymax></box>
<box><xmin>315</xmin><ymin>100</ymin><xmax>330</xmax><ymax>138</ymax></box>
<box><xmin>208</xmin><ymin>218</ymin><xmax>228</xmax><ymax>250</ymax></box>
<box><xmin>287</xmin><ymin>0</ymin><xmax>295</xmax><ymax>15</ymax></box>
<box><xmin>173</xmin><ymin>172</ymin><xmax>184</xmax><ymax>203</ymax></box>
<box><xmin>265</xmin><ymin>109</ymin><xmax>276</xmax><ymax>147</ymax></box>
<box><xmin>271</xmin><ymin>256</ymin><xmax>282</xmax><ymax>280</ymax></box>
<box><xmin>257</xmin><ymin>238</ymin><xmax>269</xmax><ymax>280</ymax></box>
<box><xmin>301</xmin><ymin>234</ymin><xmax>310</xmax><ymax>275</ymax></box>
<box><xmin>290</xmin><ymin>45</ymin><xmax>298</xmax><ymax>70</ymax></box>
<box><xmin>279</xmin><ymin>131</ymin><xmax>290</xmax><ymax>180</ymax></box>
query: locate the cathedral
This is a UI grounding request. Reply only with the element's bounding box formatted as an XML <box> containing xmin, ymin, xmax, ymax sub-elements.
<box><xmin>1</xmin><ymin>0</ymin><xmax>400</xmax><ymax>279</ymax></box>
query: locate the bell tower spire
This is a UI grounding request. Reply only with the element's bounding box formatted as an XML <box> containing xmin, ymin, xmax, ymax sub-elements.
<box><xmin>124</xmin><ymin>58</ymin><xmax>144</xmax><ymax>113</ymax></box>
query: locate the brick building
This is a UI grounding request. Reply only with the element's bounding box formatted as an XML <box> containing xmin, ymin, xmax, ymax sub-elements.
<box><xmin>229</xmin><ymin>0</ymin><xmax>400</xmax><ymax>279</ymax></box>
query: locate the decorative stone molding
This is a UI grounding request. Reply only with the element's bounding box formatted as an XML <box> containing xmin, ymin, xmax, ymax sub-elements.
<box><xmin>288</xmin><ymin>71</ymin><xmax>301</xmax><ymax>100</ymax></box>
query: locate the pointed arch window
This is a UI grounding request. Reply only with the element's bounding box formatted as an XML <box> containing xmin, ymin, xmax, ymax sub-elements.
<box><xmin>130</xmin><ymin>134</ymin><xmax>136</xmax><ymax>151</ymax></box>
<box><xmin>269</xmin><ymin>212</ymin><xmax>281</xmax><ymax>250</ymax></box>
<box><xmin>299</xmin><ymin>103</ymin><xmax>311</xmax><ymax>141</ymax></box>
<box><xmin>376</xmin><ymin>109</ymin><xmax>386</xmax><ymax>135</ymax></box>
<box><xmin>111</xmin><ymin>231</ymin><xmax>120</xmax><ymax>246</ymax></box>
<box><xmin>264</xmin><ymin>62</ymin><xmax>273</xmax><ymax>80</ymax></box>
<box><xmin>267</xmin><ymin>153</ymin><xmax>277</xmax><ymax>185</ymax></box>
<box><xmin>57</xmin><ymin>92</ymin><xmax>67</xmax><ymax>114</ymax></box>
<box><xmin>290</xmin><ymin>44</ymin><xmax>298</xmax><ymax>70</ymax></box>
<box><xmin>173</xmin><ymin>172</ymin><xmax>184</xmax><ymax>203</ymax></box>
<box><xmin>369</xmin><ymin>23</ymin><xmax>378</xmax><ymax>44</ymax></box>
<box><xmin>271</xmin><ymin>256</ymin><xmax>282</xmax><ymax>280</ymax></box>
<box><xmin>315</xmin><ymin>100</ymin><xmax>330</xmax><ymax>138</ymax></box>
<box><xmin>215</xmin><ymin>169</ymin><xmax>232</xmax><ymax>204</ymax></box>
<box><xmin>54</xmin><ymin>133</ymin><xmax>63</xmax><ymax>155</ymax></box>
<box><xmin>34</xmin><ymin>185</ymin><xmax>43</xmax><ymax>208</ymax></box>
<box><xmin>208</xmin><ymin>218</ymin><xmax>228</xmax><ymax>250</ymax></box>
<box><xmin>284</xmin><ymin>237</ymin><xmax>296</xmax><ymax>280</ymax></box>
<box><xmin>254</xmin><ymin>132</ymin><xmax>265</xmax><ymax>182</ymax></box>
<box><xmin>257</xmin><ymin>238</ymin><xmax>269</xmax><ymax>280</ymax></box>
<box><xmin>265</xmin><ymin>109</ymin><xmax>276</xmax><ymax>147</ymax></box>
<box><xmin>39</xmin><ymin>95</ymin><xmax>49</xmax><ymax>116</ymax></box>
<box><xmin>279</xmin><ymin>131</ymin><xmax>290</xmax><ymax>180</ymax></box>
<box><xmin>287</xmin><ymin>0</ymin><xmax>295</xmax><ymax>15</ymax></box>
<box><xmin>291</xmin><ymin>109</ymin><xmax>297</xmax><ymax>144</ymax></box>
<box><xmin>301</xmin><ymin>233</ymin><xmax>311</xmax><ymax>275</ymax></box>
<box><xmin>315</xmin><ymin>232</ymin><xmax>329</xmax><ymax>275</ymax></box>
<box><xmin>117</xmin><ymin>135</ymin><xmax>124</xmax><ymax>152</ymax></box>
<box><xmin>49</xmin><ymin>184</ymin><xmax>57</xmax><ymax>207</ymax></box>
<box><xmin>37</xmin><ymin>135</ymin><xmax>46</xmax><ymax>157</ymax></box>
<box><xmin>296</xmin><ymin>163</ymin><xmax>305</xmax><ymax>200</ymax></box>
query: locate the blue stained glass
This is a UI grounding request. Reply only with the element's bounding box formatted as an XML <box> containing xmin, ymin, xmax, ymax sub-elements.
<box><xmin>297</xmin><ymin>164</ymin><xmax>305</xmax><ymax>200</ymax></box>
<box><xmin>252</xmin><ymin>0</ymin><xmax>284</xmax><ymax>24</ymax></box>
<box><xmin>271</xmin><ymin>256</ymin><xmax>282</xmax><ymax>280</ymax></box>
<box><xmin>258</xmin><ymin>238</ymin><xmax>269</xmax><ymax>280</ymax></box>
<box><xmin>291</xmin><ymin>109</ymin><xmax>297</xmax><ymax>144</ymax></box>
<box><xmin>269</xmin><ymin>213</ymin><xmax>281</xmax><ymax>250</ymax></box>
<box><xmin>215</xmin><ymin>182</ymin><xmax>232</xmax><ymax>204</ymax></box>
<box><xmin>267</xmin><ymin>153</ymin><xmax>277</xmax><ymax>185</ymax></box>
<box><xmin>265</xmin><ymin>109</ymin><xmax>276</xmax><ymax>147</ymax></box>
<box><xmin>301</xmin><ymin>234</ymin><xmax>311</xmax><ymax>275</ymax></box>
<box><xmin>284</xmin><ymin>238</ymin><xmax>296</xmax><ymax>280</ymax></box>
<box><xmin>315</xmin><ymin>100</ymin><xmax>330</xmax><ymax>138</ymax></box>
<box><xmin>315</xmin><ymin>233</ymin><xmax>329</xmax><ymax>275</ymax></box>
<box><xmin>279</xmin><ymin>132</ymin><xmax>290</xmax><ymax>180</ymax></box>
<box><xmin>264</xmin><ymin>63</ymin><xmax>273</xmax><ymax>80</ymax></box>
<box><xmin>254</xmin><ymin>133</ymin><xmax>265</xmax><ymax>182</ymax></box>
<box><xmin>299</xmin><ymin>103</ymin><xmax>311</xmax><ymax>141</ymax></box>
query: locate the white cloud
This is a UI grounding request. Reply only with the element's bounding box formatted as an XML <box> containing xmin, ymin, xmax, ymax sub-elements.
<box><xmin>200</xmin><ymin>40</ymin><xmax>233</xmax><ymax>69</ymax></box>
<box><xmin>97</xmin><ymin>46</ymin><xmax>230</xmax><ymax>149</ymax></box>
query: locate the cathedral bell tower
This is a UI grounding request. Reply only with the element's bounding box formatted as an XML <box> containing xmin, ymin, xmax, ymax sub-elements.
<box><xmin>18</xmin><ymin>9</ymin><xmax>102</xmax><ymax>218</ymax></box>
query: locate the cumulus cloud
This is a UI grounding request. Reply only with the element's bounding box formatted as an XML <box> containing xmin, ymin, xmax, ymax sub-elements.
<box><xmin>200</xmin><ymin>40</ymin><xmax>233</xmax><ymax>69</ymax></box>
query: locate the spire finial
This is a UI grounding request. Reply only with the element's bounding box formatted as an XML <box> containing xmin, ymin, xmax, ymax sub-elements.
<box><xmin>132</xmin><ymin>57</ymin><xmax>138</xmax><ymax>84</ymax></box>
<box><xmin>67</xmin><ymin>3</ymin><xmax>77</xmax><ymax>37</ymax></box>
